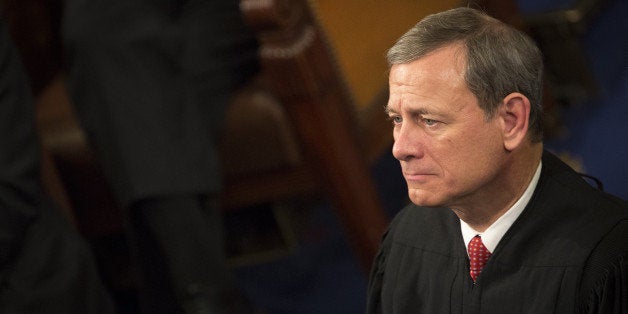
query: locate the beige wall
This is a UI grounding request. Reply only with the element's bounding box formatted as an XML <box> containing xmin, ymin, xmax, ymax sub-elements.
<box><xmin>312</xmin><ymin>0</ymin><xmax>460</xmax><ymax>108</ymax></box>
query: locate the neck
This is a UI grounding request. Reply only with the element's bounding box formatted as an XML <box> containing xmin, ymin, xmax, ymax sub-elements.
<box><xmin>452</xmin><ymin>144</ymin><xmax>543</xmax><ymax>232</ymax></box>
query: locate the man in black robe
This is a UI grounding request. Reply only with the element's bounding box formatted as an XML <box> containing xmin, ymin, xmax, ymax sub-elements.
<box><xmin>0</xmin><ymin>20</ymin><xmax>114</xmax><ymax>313</ymax></box>
<box><xmin>368</xmin><ymin>7</ymin><xmax>628</xmax><ymax>313</ymax></box>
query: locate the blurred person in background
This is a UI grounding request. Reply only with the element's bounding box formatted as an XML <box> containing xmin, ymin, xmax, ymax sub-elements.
<box><xmin>0</xmin><ymin>19</ymin><xmax>114</xmax><ymax>313</ymax></box>
<box><xmin>62</xmin><ymin>0</ymin><xmax>259</xmax><ymax>313</ymax></box>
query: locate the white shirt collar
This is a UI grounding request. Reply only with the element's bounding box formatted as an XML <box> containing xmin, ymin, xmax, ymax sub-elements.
<box><xmin>460</xmin><ymin>161</ymin><xmax>542</xmax><ymax>254</ymax></box>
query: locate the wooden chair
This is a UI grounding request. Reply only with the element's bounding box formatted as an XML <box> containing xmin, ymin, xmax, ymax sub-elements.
<box><xmin>26</xmin><ymin>0</ymin><xmax>390</xmax><ymax>273</ymax></box>
<box><xmin>237</xmin><ymin>0</ymin><xmax>390</xmax><ymax>270</ymax></box>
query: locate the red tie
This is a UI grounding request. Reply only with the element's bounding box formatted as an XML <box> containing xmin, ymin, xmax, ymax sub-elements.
<box><xmin>468</xmin><ymin>235</ymin><xmax>491</xmax><ymax>282</ymax></box>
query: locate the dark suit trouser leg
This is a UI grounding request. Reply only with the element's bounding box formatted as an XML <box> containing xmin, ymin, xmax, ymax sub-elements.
<box><xmin>128</xmin><ymin>195</ymin><xmax>235</xmax><ymax>314</ymax></box>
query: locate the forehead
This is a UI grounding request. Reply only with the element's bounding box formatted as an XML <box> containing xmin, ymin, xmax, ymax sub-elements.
<box><xmin>387</xmin><ymin>44</ymin><xmax>471</xmax><ymax>111</ymax></box>
<box><xmin>390</xmin><ymin>43</ymin><xmax>466</xmax><ymax>86</ymax></box>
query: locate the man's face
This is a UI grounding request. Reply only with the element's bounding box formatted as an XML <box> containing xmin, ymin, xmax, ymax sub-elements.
<box><xmin>386</xmin><ymin>44</ymin><xmax>507</xmax><ymax>209</ymax></box>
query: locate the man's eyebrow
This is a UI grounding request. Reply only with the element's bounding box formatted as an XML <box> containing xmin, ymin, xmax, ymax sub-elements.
<box><xmin>384</xmin><ymin>106</ymin><xmax>396</xmax><ymax>115</ymax></box>
<box><xmin>385</xmin><ymin>105</ymin><xmax>432</xmax><ymax>116</ymax></box>
<box><xmin>384</xmin><ymin>104</ymin><xmax>423</xmax><ymax>115</ymax></box>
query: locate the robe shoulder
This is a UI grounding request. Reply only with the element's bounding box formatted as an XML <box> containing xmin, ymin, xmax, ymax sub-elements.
<box><xmin>578</xmin><ymin>219</ymin><xmax>628</xmax><ymax>314</ymax></box>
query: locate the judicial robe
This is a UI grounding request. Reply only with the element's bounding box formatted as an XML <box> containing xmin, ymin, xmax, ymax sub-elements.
<box><xmin>367</xmin><ymin>151</ymin><xmax>628</xmax><ymax>314</ymax></box>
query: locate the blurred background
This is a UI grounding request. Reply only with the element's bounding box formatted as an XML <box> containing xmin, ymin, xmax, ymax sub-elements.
<box><xmin>1</xmin><ymin>0</ymin><xmax>626</xmax><ymax>313</ymax></box>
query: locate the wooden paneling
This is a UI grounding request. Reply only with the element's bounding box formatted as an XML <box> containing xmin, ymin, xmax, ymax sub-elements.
<box><xmin>313</xmin><ymin>0</ymin><xmax>461</xmax><ymax>108</ymax></box>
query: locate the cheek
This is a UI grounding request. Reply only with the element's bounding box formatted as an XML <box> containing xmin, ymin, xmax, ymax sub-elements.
<box><xmin>436</xmin><ymin>126</ymin><xmax>503</xmax><ymax>180</ymax></box>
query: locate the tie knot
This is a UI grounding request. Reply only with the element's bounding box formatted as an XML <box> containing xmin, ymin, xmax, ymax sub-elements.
<box><xmin>468</xmin><ymin>235</ymin><xmax>491</xmax><ymax>282</ymax></box>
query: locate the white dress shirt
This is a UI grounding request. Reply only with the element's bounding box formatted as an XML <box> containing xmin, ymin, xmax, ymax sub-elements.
<box><xmin>461</xmin><ymin>161</ymin><xmax>542</xmax><ymax>254</ymax></box>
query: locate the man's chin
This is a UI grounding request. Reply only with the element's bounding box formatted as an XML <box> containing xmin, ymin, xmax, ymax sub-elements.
<box><xmin>408</xmin><ymin>189</ymin><xmax>445</xmax><ymax>208</ymax></box>
<box><xmin>410</xmin><ymin>201</ymin><xmax>447</xmax><ymax>209</ymax></box>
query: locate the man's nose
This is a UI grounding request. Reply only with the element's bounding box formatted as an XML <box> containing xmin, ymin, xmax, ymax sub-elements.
<box><xmin>392</xmin><ymin>125</ymin><xmax>422</xmax><ymax>161</ymax></box>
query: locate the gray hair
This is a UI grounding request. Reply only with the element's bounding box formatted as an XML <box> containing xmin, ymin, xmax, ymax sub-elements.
<box><xmin>387</xmin><ymin>7</ymin><xmax>544</xmax><ymax>142</ymax></box>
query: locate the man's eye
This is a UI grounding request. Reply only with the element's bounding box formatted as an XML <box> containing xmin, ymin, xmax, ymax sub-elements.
<box><xmin>424</xmin><ymin>118</ymin><xmax>438</xmax><ymax>126</ymax></box>
<box><xmin>389</xmin><ymin>116</ymin><xmax>403</xmax><ymax>124</ymax></box>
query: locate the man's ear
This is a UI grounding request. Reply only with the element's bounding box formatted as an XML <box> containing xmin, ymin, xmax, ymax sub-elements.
<box><xmin>499</xmin><ymin>92</ymin><xmax>530</xmax><ymax>151</ymax></box>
